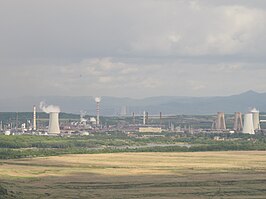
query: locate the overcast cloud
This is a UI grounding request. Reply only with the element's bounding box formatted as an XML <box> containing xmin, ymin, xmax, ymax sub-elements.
<box><xmin>1</xmin><ymin>0</ymin><xmax>266</xmax><ymax>98</ymax></box>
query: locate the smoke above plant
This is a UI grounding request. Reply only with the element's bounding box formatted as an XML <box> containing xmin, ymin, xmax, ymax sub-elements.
<box><xmin>39</xmin><ymin>101</ymin><xmax>60</xmax><ymax>113</ymax></box>
<box><xmin>250</xmin><ymin>107</ymin><xmax>259</xmax><ymax>113</ymax></box>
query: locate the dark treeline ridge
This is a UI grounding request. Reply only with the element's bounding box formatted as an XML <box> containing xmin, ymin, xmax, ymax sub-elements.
<box><xmin>0</xmin><ymin>133</ymin><xmax>266</xmax><ymax>159</ymax></box>
<box><xmin>0</xmin><ymin>134</ymin><xmax>137</xmax><ymax>149</ymax></box>
<box><xmin>0</xmin><ymin>112</ymin><xmax>79</xmax><ymax>123</ymax></box>
<box><xmin>0</xmin><ymin>141</ymin><xmax>265</xmax><ymax>160</ymax></box>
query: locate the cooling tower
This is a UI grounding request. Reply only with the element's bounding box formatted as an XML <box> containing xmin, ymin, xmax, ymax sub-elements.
<box><xmin>233</xmin><ymin>112</ymin><xmax>243</xmax><ymax>131</ymax></box>
<box><xmin>215</xmin><ymin>112</ymin><xmax>226</xmax><ymax>130</ymax></box>
<box><xmin>243</xmin><ymin>113</ymin><xmax>255</xmax><ymax>134</ymax></box>
<box><xmin>48</xmin><ymin>112</ymin><xmax>60</xmax><ymax>134</ymax></box>
<box><xmin>251</xmin><ymin>109</ymin><xmax>260</xmax><ymax>130</ymax></box>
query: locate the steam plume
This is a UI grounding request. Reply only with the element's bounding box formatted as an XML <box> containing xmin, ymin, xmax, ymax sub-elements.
<box><xmin>39</xmin><ymin>101</ymin><xmax>60</xmax><ymax>113</ymax></box>
<box><xmin>250</xmin><ymin>107</ymin><xmax>259</xmax><ymax>113</ymax></box>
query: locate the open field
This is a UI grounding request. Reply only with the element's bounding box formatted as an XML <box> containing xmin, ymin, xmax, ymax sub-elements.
<box><xmin>1</xmin><ymin>151</ymin><xmax>266</xmax><ymax>198</ymax></box>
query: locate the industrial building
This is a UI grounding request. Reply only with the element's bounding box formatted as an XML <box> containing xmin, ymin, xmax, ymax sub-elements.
<box><xmin>1</xmin><ymin>98</ymin><xmax>265</xmax><ymax>137</ymax></box>
<box><xmin>139</xmin><ymin>127</ymin><xmax>162</xmax><ymax>133</ymax></box>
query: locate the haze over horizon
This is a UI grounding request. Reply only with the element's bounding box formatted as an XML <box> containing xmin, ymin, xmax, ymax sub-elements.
<box><xmin>1</xmin><ymin>0</ymin><xmax>266</xmax><ymax>99</ymax></box>
<box><xmin>0</xmin><ymin>89</ymin><xmax>262</xmax><ymax>100</ymax></box>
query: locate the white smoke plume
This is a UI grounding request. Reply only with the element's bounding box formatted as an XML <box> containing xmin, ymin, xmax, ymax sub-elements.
<box><xmin>95</xmin><ymin>97</ymin><xmax>101</xmax><ymax>103</ymax></box>
<box><xmin>80</xmin><ymin>110</ymin><xmax>87</xmax><ymax>118</ymax></box>
<box><xmin>39</xmin><ymin>101</ymin><xmax>60</xmax><ymax>113</ymax></box>
<box><xmin>250</xmin><ymin>107</ymin><xmax>259</xmax><ymax>113</ymax></box>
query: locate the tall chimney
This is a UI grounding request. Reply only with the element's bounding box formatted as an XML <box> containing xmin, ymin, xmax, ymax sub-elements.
<box><xmin>132</xmin><ymin>112</ymin><xmax>135</xmax><ymax>125</ymax></box>
<box><xmin>160</xmin><ymin>112</ymin><xmax>162</xmax><ymax>126</ymax></box>
<box><xmin>143</xmin><ymin>111</ymin><xmax>146</xmax><ymax>125</ymax></box>
<box><xmin>95</xmin><ymin>97</ymin><xmax>101</xmax><ymax>126</ymax></box>
<box><xmin>145</xmin><ymin>112</ymin><xmax>149</xmax><ymax>125</ymax></box>
<box><xmin>33</xmin><ymin>105</ymin><xmax>37</xmax><ymax>131</ymax></box>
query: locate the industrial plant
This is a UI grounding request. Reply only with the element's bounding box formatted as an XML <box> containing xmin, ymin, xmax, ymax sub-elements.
<box><xmin>0</xmin><ymin>96</ymin><xmax>266</xmax><ymax>137</ymax></box>
<box><xmin>211</xmin><ymin>109</ymin><xmax>263</xmax><ymax>135</ymax></box>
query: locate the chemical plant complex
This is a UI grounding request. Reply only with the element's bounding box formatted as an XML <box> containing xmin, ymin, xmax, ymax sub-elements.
<box><xmin>1</xmin><ymin>97</ymin><xmax>266</xmax><ymax>137</ymax></box>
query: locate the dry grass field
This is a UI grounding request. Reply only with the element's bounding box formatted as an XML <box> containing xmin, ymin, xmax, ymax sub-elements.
<box><xmin>1</xmin><ymin>151</ymin><xmax>266</xmax><ymax>198</ymax></box>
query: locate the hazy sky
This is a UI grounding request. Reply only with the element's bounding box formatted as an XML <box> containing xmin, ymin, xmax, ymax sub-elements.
<box><xmin>1</xmin><ymin>0</ymin><xmax>266</xmax><ymax>98</ymax></box>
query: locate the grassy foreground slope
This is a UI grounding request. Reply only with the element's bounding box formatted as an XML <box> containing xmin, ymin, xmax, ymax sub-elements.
<box><xmin>1</xmin><ymin>151</ymin><xmax>266</xmax><ymax>198</ymax></box>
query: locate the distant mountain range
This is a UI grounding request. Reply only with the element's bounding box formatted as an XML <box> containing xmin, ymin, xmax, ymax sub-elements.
<box><xmin>0</xmin><ymin>90</ymin><xmax>265</xmax><ymax>115</ymax></box>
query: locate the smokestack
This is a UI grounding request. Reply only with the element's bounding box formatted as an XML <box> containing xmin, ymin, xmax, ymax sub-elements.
<box><xmin>145</xmin><ymin>112</ymin><xmax>149</xmax><ymax>125</ymax></box>
<box><xmin>132</xmin><ymin>112</ymin><xmax>135</xmax><ymax>125</ymax></box>
<box><xmin>243</xmin><ymin>113</ymin><xmax>255</xmax><ymax>134</ymax></box>
<box><xmin>16</xmin><ymin>112</ymin><xmax>18</xmax><ymax>132</ymax></box>
<box><xmin>48</xmin><ymin>112</ymin><xmax>60</xmax><ymax>134</ymax></box>
<box><xmin>143</xmin><ymin>111</ymin><xmax>146</xmax><ymax>125</ymax></box>
<box><xmin>160</xmin><ymin>112</ymin><xmax>162</xmax><ymax>126</ymax></box>
<box><xmin>95</xmin><ymin>97</ymin><xmax>101</xmax><ymax>126</ymax></box>
<box><xmin>33</xmin><ymin>105</ymin><xmax>37</xmax><ymax>131</ymax></box>
<box><xmin>233</xmin><ymin>112</ymin><xmax>243</xmax><ymax>131</ymax></box>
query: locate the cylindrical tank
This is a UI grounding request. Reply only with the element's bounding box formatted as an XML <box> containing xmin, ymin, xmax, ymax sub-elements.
<box><xmin>48</xmin><ymin>112</ymin><xmax>60</xmax><ymax>134</ymax></box>
<box><xmin>243</xmin><ymin>113</ymin><xmax>255</xmax><ymax>134</ymax></box>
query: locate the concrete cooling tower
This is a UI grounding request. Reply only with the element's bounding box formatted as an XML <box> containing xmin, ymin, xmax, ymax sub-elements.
<box><xmin>233</xmin><ymin>112</ymin><xmax>243</xmax><ymax>132</ymax></box>
<box><xmin>215</xmin><ymin>112</ymin><xmax>226</xmax><ymax>130</ymax></box>
<box><xmin>251</xmin><ymin>109</ymin><xmax>260</xmax><ymax>130</ymax></box>
<box><xmin>243</xmin><ymin>113</ymin><xmax>255</xmax><ymax>134</ymax></box>
<box><xmin>48</xmin><ymin>112</ymin><xmax>60</xmax><ymax>134</ymax></box>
